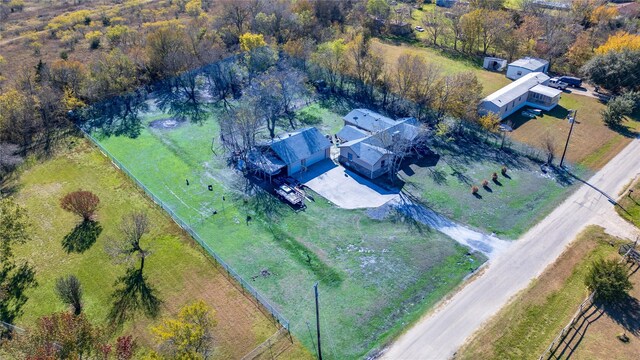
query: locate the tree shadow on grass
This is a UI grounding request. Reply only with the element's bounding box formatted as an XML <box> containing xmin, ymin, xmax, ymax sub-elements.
<box><xmin>603</xmin><ymin>294</ymin><xmax>640</xmax><ymax>336</ymax></box>
<box><xmin>608</xmin><ymin>122</ymin><xmax>639</xmax><ymax>139</ymax></box>
<box><xmin>0</xmin><ymin>261</ymin><xmax>37</xmax><ymax>336</ymax></box>
<box><xmin>62</xmin><ymin>220</ymin><xmax>102</xmax><ymax>253</ymax></box>
<box><xmin>107</xmin><ymin>267</ymin><xmax>162</xmax><ymax>328</ymax></box>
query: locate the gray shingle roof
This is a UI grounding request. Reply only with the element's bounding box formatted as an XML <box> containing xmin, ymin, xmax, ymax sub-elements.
<box><xmin>269</xmin><ymin>127</ymin><xmax>331</xmax><ymax>165</ymax></box>
<box><xmin>343</xmin><ymin>109</ymin><xmax>397</xmax><ymax>133</ymax></box>
<box><xmin>337</xmin><ymin>125</ymin><xmax>368</xmax><ymax>142</ymax></box>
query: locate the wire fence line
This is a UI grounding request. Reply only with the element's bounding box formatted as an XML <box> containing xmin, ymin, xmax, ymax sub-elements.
<box><xmin>78</xmin><ymin>127</ymin><xmax>291</xmax><ymax>333</ymax></box>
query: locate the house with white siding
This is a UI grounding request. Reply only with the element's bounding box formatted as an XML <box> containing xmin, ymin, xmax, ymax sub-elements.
<box><xmin>506</xmin><ymin>57</ymin><xmax>549</xmax><ymax>80</ymax></box>
<box><xmin>479</xmin><ymin>72</ymin><xmax>562</xmax><ymax>120</ymax></box>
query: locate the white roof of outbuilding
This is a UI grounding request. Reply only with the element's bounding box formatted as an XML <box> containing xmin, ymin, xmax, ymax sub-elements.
<box><xmin>509</xmin><ymin>57</ymin><xmax>549</xmax><ymax>71</ymax></box>
<box><xmin>483</xmin><ymin>72</ymin><xmax>550</xmax><ymax>106</ymax></box>
<box><xmin>529</xmin><ymin>84</ymin><xmax>562</xmax><ymax>98</ymax></box>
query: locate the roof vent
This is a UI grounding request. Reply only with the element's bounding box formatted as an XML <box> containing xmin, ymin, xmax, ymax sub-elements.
<box><xmin>353</xmin><ymin>116</ymin><xmax>358</xmax><ymax>120</ymax></box>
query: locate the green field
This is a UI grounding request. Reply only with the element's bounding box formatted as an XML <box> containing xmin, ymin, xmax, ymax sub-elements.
<box><xmin>9</xmin><ymin>140</ymin><xmax>293</xmax><ymax>359</ymax></box>
<box><xmin>85</xmin><ymin>103</ymin><xmax>485</xmax><ymax>358</ymax></box>
<box><xmin>459</xmin><ymin>226</ymin><xmax>633</xmax><ymax>360</ymax></box>
<box><xmin>399</xmin><ymin>134</ymin><xmax>574</xmax><ymax>239</ymax></box>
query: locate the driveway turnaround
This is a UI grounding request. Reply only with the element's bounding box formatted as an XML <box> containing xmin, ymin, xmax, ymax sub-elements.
<box><xmin>382</xmin><ymin>138</ymin><xmax>640</xmax><ymax>360</ymax></box>
<box><xmin>296</xmin><ymin>160</ymin><xmax>400</xmax><ymax>209</ymax></box>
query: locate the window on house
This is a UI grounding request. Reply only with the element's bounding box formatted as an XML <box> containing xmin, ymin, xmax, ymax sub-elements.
<box><xmin>348</xmin><ymin>153</ymin><xmax>353</xmax><ymax>161</ymax></box>
<box><xmin>381</xmin><ymin>160</ymin><xmax>386</xmax><ymax>167</ymax></box>
<box><xmin>301</xmin><ymin>158</ymin><xmax>306</xmax><ymax>167</ymax></box>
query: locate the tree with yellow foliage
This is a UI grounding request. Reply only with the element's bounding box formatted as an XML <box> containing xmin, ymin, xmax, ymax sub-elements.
<box><xmin>150</xmin><ymin>300</ymin><xmax>216</xmax><ymax>359</ymax></box>
<box><xmin>595</xmin><ymin>32</ymin><xmax>640</xmax><ymax>54</ymax></box>
<box><xmin>239</xmin><ymin>32</ymin><xmax>266</xmax><ymax>52</ymax></box>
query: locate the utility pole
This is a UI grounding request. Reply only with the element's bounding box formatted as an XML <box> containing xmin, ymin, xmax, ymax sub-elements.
<box><xmin>559</xmin><ymin>109</ymin><xmax>577</xmax><ymax>168</ymax></box>
<box><xmin>314</xmin><ymin>282</ymin><xmax>323</xmax><ymax>360</ymax></box>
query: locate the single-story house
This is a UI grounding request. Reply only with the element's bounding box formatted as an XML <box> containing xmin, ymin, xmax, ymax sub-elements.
<box><xmin>483</xmin><ymin>57</ymin><xmax>507</xmax><ymax>72</ymax></box>
<box><xmin>249</xmin><ymin>127</ymin><xmax>331</xmax><ymax>178</ymax></box>
<box><xmin>337</xmin><ymin>110</ymin><xmax>420</xmax><ymax>179</ymax></box>
<box><xmin>479</xmin><ymin>72</ymin><xmax>562</xmax><ymax>120</ymax></box>
<box><xmin>506</xmin><ymin>57</ymin><xmax>549</xmax><ymax>80</ymax></box>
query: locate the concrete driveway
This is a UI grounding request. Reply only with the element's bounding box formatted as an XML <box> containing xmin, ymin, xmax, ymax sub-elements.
<box><xmin>295</xmin><ymin>160</ymin><xmax>400</xmax><ymax>209</ymax></box>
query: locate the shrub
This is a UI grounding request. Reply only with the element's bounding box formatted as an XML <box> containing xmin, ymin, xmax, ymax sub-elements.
<box><xmin>482</xmin><ymin>180</ymin><xmax>489</xmax><ymax>187</ymax></box>
<box><xmin>585</xmin><ymin>258</ymin><xmax>632</xmax><ymax>302</ymax></box>
<box><xmin>492</xmin><ymin>172</ymin><xmax>498</xmax><ymax>181</ymax></box>
<box><xmin>501</xmin><ymin>166</ymin><xmax>508</xmax><ymax>175</ymax></box>
<box><xmin>471</xmin><ymin>186</ymin><xmax>479</xmax><ymax>194</ymax></box>
<box><xmin>60</xmin><ymin>51</ymin><xmax>69</xmax><ymax>60</ymax></box>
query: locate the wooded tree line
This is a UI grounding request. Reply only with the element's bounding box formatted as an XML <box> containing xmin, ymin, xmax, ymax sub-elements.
<box><xmin>2</xmin><ymin>0</ymin><xmax>639</xmax><ymax>176</ymax></box>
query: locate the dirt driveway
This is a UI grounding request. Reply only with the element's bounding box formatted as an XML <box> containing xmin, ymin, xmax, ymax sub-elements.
<box><xmin>295</xmin><ymin>160</ymin><xmax>400</xmax><ymax>209</ymax></box>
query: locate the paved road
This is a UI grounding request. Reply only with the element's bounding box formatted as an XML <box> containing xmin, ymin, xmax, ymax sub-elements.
<box><xmin>382</xmin><ymin>138</ymin><xmax>640</xmax><ymax>360</ymax></box>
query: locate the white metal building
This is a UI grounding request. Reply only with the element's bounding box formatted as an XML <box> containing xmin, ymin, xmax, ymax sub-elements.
<box><xmin>479</xmin><ymin>72</ymin><xmax>562</xmax><ymax>120</ymax></box>
<box><xmin>506</xmin><ymin>57</ymin><xmax>549</xmax><ymax>80</ymax></box>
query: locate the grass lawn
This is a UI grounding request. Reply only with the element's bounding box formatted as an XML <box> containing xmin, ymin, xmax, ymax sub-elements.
<box><xmin>8</xmin><ymin>140</ymin><xmax>310</xmax><ymax>359</ymax></box>
<box><xmin>617</xmin><ymin>178</ymin><xmax>640</xmax><ymax>229</ymax></box>
<box><xmin>505</xmin><ymin>93</ymin><xmax>640</xmax><ymax>170</ymax></box>
<box><xmin>371</xmin><ymin>39</ymin><xmax>639</xmax><ymax>171</ymax></box>
<box><xmin>396</xmin><ymin>132</ymin><xmax>574</xmax><ymax>239</ymax></box>
<box><xmin>458</xmin><ymin>226</ymin><xmax>636</xmax><ymax>360</ymax></box>
<box><xmin>85</xmin><ymin>103</ymin><xmax>486</xmax><ymax>359</ymax></box>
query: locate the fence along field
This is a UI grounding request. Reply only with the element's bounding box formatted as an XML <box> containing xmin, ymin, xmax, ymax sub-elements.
<box><xmin>74</xmin><ymin>66</ymin><xmax>485</xmax><ymax>359</ymax></box>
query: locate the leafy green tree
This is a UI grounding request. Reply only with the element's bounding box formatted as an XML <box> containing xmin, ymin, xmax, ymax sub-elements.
<box><xmin>367</xmin><ymin>0</ymin><xmax>391</xmax><ymax>20</ymax></box>
<box><xmin>582</xmin><ymin>50</ymin><xmax>640</xmax><ymax>93</ymax></box>
<box><xmin>585</xmin><ymin>258</ymin><xmax>633</xmax><ymax>302</ymax></box>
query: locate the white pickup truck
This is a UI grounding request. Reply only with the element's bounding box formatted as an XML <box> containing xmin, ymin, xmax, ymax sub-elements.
<box><xmin>547</xmin><ymin>78</ymin><xmax>568</xmax><ymax>90</ymax></box>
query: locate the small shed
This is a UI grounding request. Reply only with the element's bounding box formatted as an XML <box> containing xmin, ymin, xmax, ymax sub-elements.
<box><xmin>483</xmin><ymin>57</ymin><xmax>507</xmax><ymax>72</ymax></box>
<box><xmin>506</xmin><ymin>57</ymin><xmax>549</xmax><ymax>80</ymax></box>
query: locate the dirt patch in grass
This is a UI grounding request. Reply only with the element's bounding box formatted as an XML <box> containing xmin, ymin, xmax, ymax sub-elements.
<box><xmin>458</xmin><ymin>226</ymin><xmax>628</xmax><ymax>360</ymax></box>
<box><xmin>570</xmin><ymin>271</ymin><xmax>640</xmax><ymax>360</ymax></box>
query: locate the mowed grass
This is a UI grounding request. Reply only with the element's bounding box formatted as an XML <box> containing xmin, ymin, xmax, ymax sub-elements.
<box><xmin>371</xmin><ymin>39</ymin><xmax>638</xmax><ymax>170</ymax></box>
<box><xmin>616</xmin><ymin>178</ymin><xmax>640</xmax><ymax>228</ymax></box>
<box><xmin>397</xmin><ymin>134</ymin><xmax>574</xmax><ymax>239</ymax></box>
<box><xmin>458</xmin><ymin>226</ymin><xmax>632</xmax><ymax>360</ymax></box>
<box><xmin>10</xmin><ymin>140</ymin><xmax>307</xmax><ymax>359</ymax></box>
<box><xmin>506</xmin><ymin>94</ymin><xmax>640</xmax><ymax>170</ymax></box>
<box><xmin>89</xmin><ymin>108</ymin><xmax>485</xmax><ymax>359</ymax></box>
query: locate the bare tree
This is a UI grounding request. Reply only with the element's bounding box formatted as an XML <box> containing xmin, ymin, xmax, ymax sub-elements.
<box><xmin>377</xmin><ymin>125</ymin><xmax>431</xmax><ymax>182</ymax></box>
<box><xmin>60</xmin><ymin>191</ymin><xmax>100</xmax><ymax>222</ymax></box>
<box><xmin>541</xmin><ymin>131</ymin><xmax>556</xmax><ymax>165</ymax></box>
<box><xmin>55</xmin><ymin>275</ymin><xmax>83</xmax><ymax>316</ymax></box>
<box><xmin>219</xmin><ymin>102</ymin><xmax>263</xmax><ymax>160</ymax></box>
<box><xmin>105</xmin><ymin>212</ymin><xmax>152</xmax><ymax>271</ymax></box>
<box><xmin>0</xmin><ymin>143</ymin><xmax>23</xmax><ymax>180</ymax></box>
<box><xmin>423</xmin><ymin>9</ymin><xmax>447</xmax><ymax>46</ymax></box>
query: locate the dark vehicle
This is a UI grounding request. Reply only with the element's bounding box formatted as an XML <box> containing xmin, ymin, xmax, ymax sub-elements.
<box><xmin>558</xmin><ymin>76</ymin><xmax>582</xmax><ymax>88</ymax></box>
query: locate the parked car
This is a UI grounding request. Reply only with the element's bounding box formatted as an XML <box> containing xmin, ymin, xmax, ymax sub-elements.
<box><xmin>527</xmin><ymin>108</ymin><xmax>542</xmax><ymax>116</ymax></box>
<box><xmin>521</xmin><ymin>110</ymin><xmax>536</xmax><ymax>118</ymax></box>
<box><xmin>557</xmin><ymin>76</ymin><xmax>582</xmax><ymax>88</ymax></box>
<box><xmin>498</xmin><ymin>124</ymin><xmax>513</xmax><ymax>132</ymax></box>
<box><xmin>415</xmin><ymin>26</ymin><xmax>425</xmax><ymax>32</ymax></box>
<box><xmin>547</xmin><ymin>78</ymin><xmax>568</xmax><ymax>90</ymax></box>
